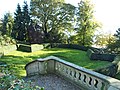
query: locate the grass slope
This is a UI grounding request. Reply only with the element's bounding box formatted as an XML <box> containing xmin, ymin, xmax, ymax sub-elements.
<box><xmin>0</xmin><ymin>48</ymin><xmax>111</xmax><ymax>78</ymax></box>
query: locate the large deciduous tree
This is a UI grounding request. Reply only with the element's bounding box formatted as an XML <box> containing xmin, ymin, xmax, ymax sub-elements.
<box><xmin>76</xmin><ymin>0</ymin><xmax>100</xmax><ymax>46</ymax></box>
<box><xmin>30</xmin><ymin>0</ymin><xmax>75</xmax><ymax>43</ymax></box>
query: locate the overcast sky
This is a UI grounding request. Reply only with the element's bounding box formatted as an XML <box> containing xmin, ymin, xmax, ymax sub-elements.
<box><xmin>0</xmin><ymin>0</ymin><xmax>120</xmax><ymax>34</ymax></box>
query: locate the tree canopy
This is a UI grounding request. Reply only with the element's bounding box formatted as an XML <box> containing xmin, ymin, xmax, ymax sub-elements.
<box><xmin>75</xmin><ymin>0</ymin><xmax>100</xmax><ymax>46</ymax></box>
<box><xmin>30</xmin><ymin>0</ymin><xmax>75</xmax><ymax>43</ymax></box>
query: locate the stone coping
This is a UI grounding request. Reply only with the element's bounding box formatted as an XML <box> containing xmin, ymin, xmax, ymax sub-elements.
<box><xmin>25</xmin><ymin>56</ymin><xmax>120</xmax><ymax>88</ymax></box>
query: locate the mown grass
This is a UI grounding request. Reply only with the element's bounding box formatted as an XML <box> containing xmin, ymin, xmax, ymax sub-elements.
<box><xmin>0</xmin><ymin>48</ymin><xmax>111</xmax><ymax>78</ymax></box>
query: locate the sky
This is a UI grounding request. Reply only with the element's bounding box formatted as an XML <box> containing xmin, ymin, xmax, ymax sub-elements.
<box><xmin>0</xmin><ymin>0</ymin><xmax>120</xmax><ymax>34</ymax></box>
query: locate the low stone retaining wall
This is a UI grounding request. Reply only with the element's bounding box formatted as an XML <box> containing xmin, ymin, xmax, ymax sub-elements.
<box><xmin>0</xmin><ymin>45</ymin><xmax>17</xmax><ymax>56</ymax></box>
<box><xmin>17</xmin><ymin>44</ymin><xmax>44</xmax><ymax>52</ymax></box>
<box><xmin>25</xmin><ymin>56</ymin><xmax>120</xmax><ymax>90</ymax></box>
<box><xmin>87</xmin><ymin>49</ymin><xmax>116</xmax><ymax>62</ymax></box>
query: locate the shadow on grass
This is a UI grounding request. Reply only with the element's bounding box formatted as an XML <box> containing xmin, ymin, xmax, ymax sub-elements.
<box><xmin>0</xmin><ymin>48</ymin><xmax>111</xmax><ymax>78</ymax></box>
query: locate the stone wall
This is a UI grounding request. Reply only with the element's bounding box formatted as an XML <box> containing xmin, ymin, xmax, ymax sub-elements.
<box><xmin>25</xmin><ymin>56</ymin><xmax>120</xmax><ymax>90</ymax></box>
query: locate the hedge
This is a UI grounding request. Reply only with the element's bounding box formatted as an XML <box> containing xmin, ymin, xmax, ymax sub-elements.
<box><xmin>91</xmin><ymin>53</ymin><xmax>116</xmax><ymax>62</ymax></box>
<box><xmin>51</xmin><ymin>44</ymin><xmax>89</xmax><ymax>51</ymax></box>
<box><xmin>87</xmin><ymin>49</ymin><xmax>116</xmax><ymax>62</ymax></box>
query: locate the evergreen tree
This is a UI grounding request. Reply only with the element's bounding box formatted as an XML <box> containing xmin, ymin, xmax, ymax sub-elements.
<box><xmin>12</xmin><ymin>3</ymin><xmax>24</xmax><ymax>41</ymax></box>
<box><xmin>22</xmin><ymin>1</ymin><xmax>30</xmax><ymax>42</ymax></box>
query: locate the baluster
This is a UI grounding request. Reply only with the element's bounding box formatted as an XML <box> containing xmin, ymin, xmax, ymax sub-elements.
<box><xmin>66</xmin><ymin>67</ymin><xmax>68</xmax><ymax>74</ymax></box>
<box><xmin>86</xmin><ymin>76</ymin><xmax>91</xmax><ymax>87</ymax></box>
<box><xmin>97</xmin><ymin>80</ymin><xmax>103</xmax><ymax>90</ymax></box>
<box><xmin>75</xmin><ymin>71</ymin><xmax>79</xmax><ymax>80</ymax></box>
<box><xmin>55</xmin><ymin>62</ymin><xmax>58</xmax><ymax>70</ymax></box>
<box><xmin>91</xmin><ymin>77</ymin><xmax>96</xmax><ymax>90</ymax></box>
<box><xmin>80</xmin><ymin>73</ymin><xmax>84</xmax><ymax>84</ymax></box>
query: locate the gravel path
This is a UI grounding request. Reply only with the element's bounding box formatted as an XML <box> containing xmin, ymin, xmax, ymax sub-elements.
<box><xmin>25</xmin><ymin>74</ymin><xmax>81</xmax><ymax>90</ymax></box>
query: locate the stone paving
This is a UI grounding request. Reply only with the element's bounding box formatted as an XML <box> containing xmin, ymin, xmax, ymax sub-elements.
<box><xmin>25</xmin><ymin>74</ymin><xmax>81</xmax><ymax>90</ymax></box>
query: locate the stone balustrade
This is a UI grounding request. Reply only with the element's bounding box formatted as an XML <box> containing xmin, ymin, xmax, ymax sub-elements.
<box><xmin>25</xmin><ymin>56</ymin><xmax>120</xmax><ymax>90</ymax></box>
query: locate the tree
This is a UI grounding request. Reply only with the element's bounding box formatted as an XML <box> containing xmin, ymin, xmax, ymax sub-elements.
<box><xmin>22</xmin><ymin>1</ymin><xmax>30</xmax><ymax>42</ymax></box>
<box><xmin>107</xmin><ymin>28</ymin><xmax>120</xmax><ymax>53</ymax></box>
<box><xmin>13</xmin><ymin>2</ymin><xmax>31</xmax><ymax>42</ymax></box>
<box><xmin>12</xmin><ymin>3</ymin><xmax>23</xmax><ymax>41</ymax></box>
<box><xmin>1</xmin><ymin>12</ymin><xmax>14</xmax><ymax>37</ymax></box>
<box><xmin>95</xmin><ymin>32</ymin><xmax>115</xmax><ymax>48</ymax></box>
<box><xmin>76</xmin><ymin>0</ymin><xmax>100</xmax><ymax>46</ymax></box>
<box><xmin>30</xmin><ymin>0</ymin><xmax>75</xmax><ymax>43</ymax></box>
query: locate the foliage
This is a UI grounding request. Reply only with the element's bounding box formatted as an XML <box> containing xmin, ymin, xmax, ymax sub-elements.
<box><xmin>0</xmin><ymin>68</ymin><xmax>44</xmax><ymax>90</ymax></box>
<box><xmin>12</xmin><ymin>3</ymin><xmax>23</xmax><ymax>40</ymax></box>
<box><xmin>13</xmin><ymin>2</ymin><xmax>30</xmax><ymax>42</ymax></box>
<box><xmin>0</xmin><ymin>32</ymin><xmax>16</xmax><ymax>47</ymax></box>
<box><xmin>27</xmin><ymin>23</ymin><xmax>44</xmax><ymax>44</ymax></box>
<box><xmin>22</xmin><ymin>1</ymin><xmax>31</xmax><ymax>42</ymax></box>
<box><xmin>1</xmin><ymin>12</ymin><xmax>14</xmax><ymax>36</ymax></box>
<box><xmin>30</xmin><ymin>0</ymin><xmax>75</xmax><ymax>43</ymax></box>
<box><xmin>95</xmin><ymin>32</ymin><xmax>115</xmax><ymax>47</ymax></box>
<box><xmin>107</xmin><ymin>28</ymin><xmax>120</xmax><ymax>53</ymax></box>
<box><xmin>75</xmin><ymin>0</ymin><xmax>101</xmax><ymax>46</ymax></box>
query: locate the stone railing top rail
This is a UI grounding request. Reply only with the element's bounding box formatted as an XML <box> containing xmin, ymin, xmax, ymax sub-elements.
<box><xmin>25</xmin><ymin>56</ymin><xmax>120</xmax><ymax>89</ymax></box>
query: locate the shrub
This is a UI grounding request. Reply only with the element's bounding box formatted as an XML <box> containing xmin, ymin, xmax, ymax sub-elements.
<box><xmin>0</xmin><ymin>68</ymin><xmax>44</xmax><ymax>90</ymax></box>
<box><xmin>54</xmin><ymin>44</ymin><xmax>89</xmax><ymax>51</ymax></box>
<box><xmin>91</xmin><ymin>53</ymin><xmax>116</xmax><ymax>62</ymax></box>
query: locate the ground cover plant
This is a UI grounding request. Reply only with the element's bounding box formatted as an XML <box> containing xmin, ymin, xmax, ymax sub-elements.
<box><xmin>0</xmin><ymin>48</ymin><xmax>111</xmax><ymax>78</ymax></box>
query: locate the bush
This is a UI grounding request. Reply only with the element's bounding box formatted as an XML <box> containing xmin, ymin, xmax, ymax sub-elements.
<box><xmin>87</xmin><ymin>49</ymin><xmax>116</xmax><ymax>62</ymax></box>
<box><xmin>53</xmin><ymin>44</ymin><xmax>89</xmax><ymax>51</ymax></box>
<box><xmin>95</xmin><ymin>55</ymin><xmax>120</xmax><ymax>77</ymax></box>
<box><xmin>95</xmin><ymin>63</ymin><xmax>118</xmax><ymax>77</ymax></box>
<box><xmin>91</xmin><ymin>53</ymin><xmax>116</xmax><ymax>62</ymax></box>
<box><xmin>0</xmin><ymin>68</ymin><xmax>44</xmax><ymax>90</ymax></box>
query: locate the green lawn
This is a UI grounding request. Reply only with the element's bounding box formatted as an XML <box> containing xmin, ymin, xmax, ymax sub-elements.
<box><xmin>0</xmin><ymin>48</ymin><xmax>111</xmax><ymax>78</ymax></box>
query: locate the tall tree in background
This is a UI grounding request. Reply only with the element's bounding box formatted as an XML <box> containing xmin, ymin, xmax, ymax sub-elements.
<box><xmin>12</xmin><ymin>4</ymin><xmax>23</xmax><ymax>40</ymax></box>
<box><xmin>95</xmin><ymin>32</ymin><xmax>115</xmax><ymax>48</ymax></box>
<box><xmin>76</xmin><ymin>0</ymin><xmax>100</xmax><ymax>46</ymax></box>
<box><xmin>107</xmin><ymin>28</ymin><xmax>120</xmax><ymax>53</ymax></box>
<box><xmin>1</xmin><ymin>12</ymin><xmax>14</xmax><ymax>37</ymax></box>
<box><xmin>13</xmin><ymin>2</ymin><xmax>30</xmax><ymax>42</ymax></box>
<box><xmin>22</xmin><ymin>1</ymin><xmax>30</xmax><ymax>42</ymax></box>
<box><xmin>30</xmin><ymin>0</ymin><xmax>75</xmax><ymax>43</ymax></box>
